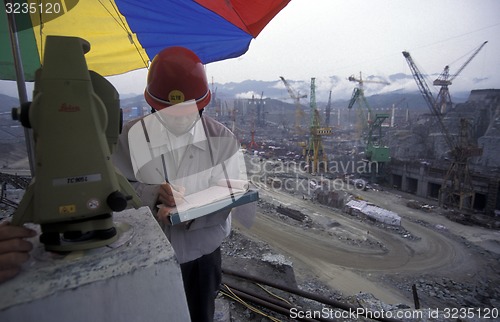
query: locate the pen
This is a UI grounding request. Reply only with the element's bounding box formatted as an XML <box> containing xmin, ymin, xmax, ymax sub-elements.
<box><xmin>155</xmin><ymin>167</ymin><xmax>188</xmax><ymax>204</ymax></box>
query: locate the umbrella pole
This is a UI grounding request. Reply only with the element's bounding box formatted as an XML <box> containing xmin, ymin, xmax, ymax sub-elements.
<box><xmin>5</xmin><ymin>0</ymin><xmax>36</xmax><ymax>176</ymax></box>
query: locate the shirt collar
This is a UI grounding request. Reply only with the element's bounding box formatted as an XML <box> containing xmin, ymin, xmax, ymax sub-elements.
<box><xmin>191</xmin><ymin>118</ymin><xmax>208</xmax><ymax>151</ymax></box>
<box><xmin>165</xmin><ymin>118</ymin><xmax>207</xmax><ymax>151</ymax></box>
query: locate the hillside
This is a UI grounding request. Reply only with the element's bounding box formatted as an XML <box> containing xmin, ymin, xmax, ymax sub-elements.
<box><xmin>0</xmin><ymin>94</ymin><xmax>19</xmax><ymax>113</ymax></box>
<box><xmin>119</xmin><ymin>89</ymin><xmax>441</xmax><ymax>113</ymax></box>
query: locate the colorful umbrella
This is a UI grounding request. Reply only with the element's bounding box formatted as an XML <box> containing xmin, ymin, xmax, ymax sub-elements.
<box><xmin>0</xmin><ymin>0</ymin><xmax>289</xmax><ymax>175</ymax></box>
<box><xmin>0</xmin><ymin>0</ymin><xmax>290</xmax><ymax>81</ymax></box>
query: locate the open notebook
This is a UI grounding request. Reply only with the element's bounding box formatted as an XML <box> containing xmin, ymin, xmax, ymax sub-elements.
<box><xmin>160</xmin><ymin>179</ymin><xmax>258</xmax><ymax>225</ymax></box>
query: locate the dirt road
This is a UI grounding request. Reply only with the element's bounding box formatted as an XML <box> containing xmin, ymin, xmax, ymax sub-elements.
<box><xmin>234</xmin><ymin>184</ymin><xmax>499</xmax><ymax>306</ymax></box>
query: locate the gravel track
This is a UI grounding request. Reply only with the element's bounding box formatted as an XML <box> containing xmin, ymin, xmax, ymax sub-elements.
<box><xmin>234</xmin><ymin>185</ymin><xmax>499</xmax><ymax>307</ymax></box>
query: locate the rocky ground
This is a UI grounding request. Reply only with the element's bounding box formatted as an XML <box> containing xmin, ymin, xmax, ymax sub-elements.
<box><xmin>216</xmin><ymin>175</ymin><xmax>500</xmax><ymax>322</ymax></box>
<box><xmin>1</xmin><ymin>148</ymin><xmax>499</xmax><ymax>322</ymax></box>
<box><xmin>2</xmin><ymin>163</ymin><xmax>499</xmax><ymax>321</ymax></box>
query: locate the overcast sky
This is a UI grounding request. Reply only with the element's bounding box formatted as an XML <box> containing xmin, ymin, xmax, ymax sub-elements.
<box><xmin>109</xmin><ymin>0</ymin><xmax>500</xmax><ymax>98</ymax></box>
<box><xmin>210</xmin><ymin>0</ymin><xmax>499</xmax><ymax>80</ymax></box>
<box><xmin>2</xmin><ymin>0</ymin><xmax>499</xmax><ymax>99</ymax></box>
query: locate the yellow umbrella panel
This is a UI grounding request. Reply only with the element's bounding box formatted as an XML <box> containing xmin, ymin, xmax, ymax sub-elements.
<box><xmin>0</xmin><ymin>0</ymin><xmax>148</xmax><ymax>81</ymax></box>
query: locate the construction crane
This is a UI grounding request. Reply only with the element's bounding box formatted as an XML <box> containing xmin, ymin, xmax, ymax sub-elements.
<box><xmin>279</xmin><ymin>76</ymin><xmax>307</xmax><ymax>135</ymax></box>
<box><xmin>348</xmin><ymin>72</ymin><xmax>390</xmax><ymax>133</ymax></box>
<box><xmin>256</xmin><ymin>91</ymin><xmax>265</xmax><ymax>127</ymax></box>
<box><xmin>210</xmin><ymin>77</ymin><xmax>221</xmax><ymax>119</ymax></box>
<box><xmin>390</xmin><ymin>97</ymin><xmax>406</xmax><ymax>127</ymax></box>
<box><xmin>306</xmin><ymin>78</ymin><xmax>332</xmax><ymax>173</ymax></box>
<box><xmin>402</xmin><ymin>51</ymin><xmax>482</xmax><ymax>210</ymax></box>
<box><xmin>433</xmin><ymin>41</ymin><xmax>488</xmax><ymax>113</ymax></box>
<box><xmin>247</xmin><ymin>95</ymin><xmax>259</xmax><ymax>150</ymax></box>
<box><xmin>325</xmin><ymin>90</ymin><xmax>332</xmax><ymax>127</ymax></box>
<box><xmin>347</xmin><ymin>72</ymin><xmax>391</xmax><ymax>166</ymax></box>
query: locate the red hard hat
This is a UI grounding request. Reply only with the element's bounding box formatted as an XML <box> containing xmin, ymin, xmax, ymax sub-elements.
<box><xmin>144</xmin><ymin>46</ymin><xmax>211</xmax><ymax>111</ymax></box>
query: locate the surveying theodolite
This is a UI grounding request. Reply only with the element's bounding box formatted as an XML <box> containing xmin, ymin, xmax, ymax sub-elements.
<box><xmin>11</xmin><ymin>35</ymin><xmax>141</xmax><ymax>252</ymax></box>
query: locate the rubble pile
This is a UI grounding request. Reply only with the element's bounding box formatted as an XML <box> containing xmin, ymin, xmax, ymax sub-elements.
<box><xmin>315</xmin><ymin>189</ymin><xmax>348</xmax><ymax>208</ymax></box>
<box><xmin>276</xmin><ymin>205</ymin><xmax>307</xmax><ymax>222</ymax></box>
<box><xmin>345</xmin><ymin>199</ymin><xmax>402</xmax><ymax>226</ymax></box>
<box><xmin>222</xmin><ymin>230</ymin><xmax>414</xmax><ymax>322</ymax></box>
<box><xmin>221</xmin><ymin>229</ymin><xmax>344</xmax><ymax>322</ymax></box>
<box><xmin>444</xmin><ymin>210</ymin><xmax>500</xmax><ymax>229</ymax></box>
<box><xmin>381</xmin><ymin>274</ymin><xmax>500</xmax><ymax>311</ymax></box>
<box><xmin>221</xmin><ymin>227</ymin><xmax>498</xmax><ymax>322</ymax></box>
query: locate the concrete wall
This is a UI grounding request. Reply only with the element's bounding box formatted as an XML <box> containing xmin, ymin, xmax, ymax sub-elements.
<box><xmin>389</xmin><ymin>161</ymin><xmax>497</xmax><ymax>212</ymax></box>
<box><xmin>0</xmin><ymin>207</ymin><xmax>190</xmax><ymax>322</ymax></box>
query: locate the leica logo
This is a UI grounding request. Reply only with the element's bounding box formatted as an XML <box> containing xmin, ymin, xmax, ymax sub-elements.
<box><xmin>59</xmin><ymin>103</ymin><xmax>80</xmax><ymax>112</ymax></box>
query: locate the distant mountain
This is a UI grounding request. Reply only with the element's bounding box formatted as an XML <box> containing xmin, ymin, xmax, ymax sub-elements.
<box><xmin>1</xmin><ymin>76</ymin><xmax>476</xmax><ymax>113</ymax></box>
<box><xmin>0</xmin><ymin>94</ymin><xmax>19</xmax><ymax>113</ymax></box>
<box><xmin>216</xmin><ymin>76</ymin><xmax>471</xmax><ymax>110</ymax></box>
<box><xmin>209</xmin><ymin>75</ymin><xmax>471</xmax><ymax>106</ymax></box>
<box><xmin>119</xmin><ymin>89</ymin><xmax>465</xmax><ymax>120</ymax></box>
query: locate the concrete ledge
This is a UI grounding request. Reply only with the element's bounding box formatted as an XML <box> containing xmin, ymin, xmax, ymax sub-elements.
<box><xmin>0</xmin><ymin>207</ymin><xmax>190</xmax><ymax>322</ymax></box>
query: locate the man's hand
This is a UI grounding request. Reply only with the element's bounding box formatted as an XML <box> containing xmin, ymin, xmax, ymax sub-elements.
<box><xmin>0</xmin><ymin>221</ymin><xmax>36</xmax><ymax>283</ymax></box>
<box><xmin>157</xmin><ymin>183</ymin><xmax>186</xmax><ymax>225</ymax></box>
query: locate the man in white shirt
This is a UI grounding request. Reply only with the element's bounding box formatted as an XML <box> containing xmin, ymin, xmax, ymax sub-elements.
<box><xmin>113</xmin><ymin>46</ymin><xmax>251</xmax><ymax>322</ymax></box>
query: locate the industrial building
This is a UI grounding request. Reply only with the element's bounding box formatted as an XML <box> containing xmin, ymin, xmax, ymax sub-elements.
<box><xmin>205</xmin><ymin>86</ymin><xmax>500</xmax><ymax>220</ymax></box>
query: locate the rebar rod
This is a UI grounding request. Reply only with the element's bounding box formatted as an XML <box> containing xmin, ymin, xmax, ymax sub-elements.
<box><xmin>222</xmin><ymin>268</ymin><xmax>402</xmax><ymax>322</ymax></box>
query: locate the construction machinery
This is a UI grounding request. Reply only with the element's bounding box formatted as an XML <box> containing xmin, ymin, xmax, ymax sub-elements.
<box><xmin>210</xmin><ymin>77</ymin><xmax>222</xmax><ymax>119</ymax></box>
<box><xmin>390</xmin><ymin>98</ymin><xmax>406</xmax><ymax>127</ymax></box>
<box><xmin>325</xmin><ymin>90</ymin><xmax>332</xmax><ymax>127</ymax></box>
<box><xmin>247</xmin><ymin>94</ymin><xmax>259</xmax><ymax>150</ymax></box>
<box><xmin>256</xmin><ymin>91</ymin><xmax>265</xmax><ymax>127</ymax></box>
<box><xmin>279</xmin><ymin>76</ymin><xmax>307</xmax><ymax>135</ymax></box>
<box><xmin>433</xmin><ymin>41</ymin><xmax>488</xmax><ymax>114</ymax></box>
<box><xmin>229</xmin><ymin>101</ymin><xmax>238</xmax><ymax>137</ymax></box>
<box><xmin>347</xmin><ymin>72</ymin><xmax>391</xmax><ymax>165</ymax></box>
<box><xmin>403</xmin><ymin>51</ymin><xmax>483</xmax><ymax>210</ymax></box>
<box><xmin>306</xmin><ymin>78</ymin><xmax>332</xmax><ymax>173</ymax></box>
<box><xmin>365</xmin><ymin>114</ymin><xmax>390</xmax><ymax>164</ymax></box>
<box><xmin>347</xmin><ymin>72</ymin><xmax>390</xmax><ymax>133</ymax></box>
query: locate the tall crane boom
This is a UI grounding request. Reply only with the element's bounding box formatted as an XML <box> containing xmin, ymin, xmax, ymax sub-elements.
<box><xmin>348</xmin><ymin>72</ymin><xmax>390</xmax><ymax>87</ymax></box>
<box><xmin>401</xmin><ymin>52</ymin><xmax>437</xmax><ymax>112</ymax></box>
<box><xmin>402</xmin><ymin>50</ymin><xmax>482</xmax><ymax>210</ymax></box>
<box><xmin>325</xmin><ymin>90</ymin><xmax>332</xmax><ymax>126</ymax></box>
<box><xmin>434</xmin><ymin>41</ymin><xmax>488</xmax><ymax>86</ymax></box>
<box><xmin>306</xmin><ymin>77</ymin><xmax>330</xmax><ymax>173</ymax></box>
<box><xmin>279</xmin><ymin>76</ymin><xmax>306</xmax><ymax>134</ymax></box>
<box><xmin>433</xmin><ymin>41</ymin><xmax>488</xmax><ymax>113</ymax></box>
<box><xmin>347</xmin><ymin>72</ymin><xmax>390</xmax><ymax>136</ymax></box>
<box><xmin>402</xmin><ymin>51</ymin><xmax>456</xmax><ymax>151</ymax></box>
<box><xmin>257</xmin><ymin>91</ymin><xmax>265</xmax><ymax>127</ymax></box>
<box><xmin>347</xmin><ymin>72</ymin><xmax>391</xmax><ymax>167</ymax></box>
<box><xmin>347</xmin><ymin>72</ymin><xmax>390</xmax><ymax>117</ymax></box>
